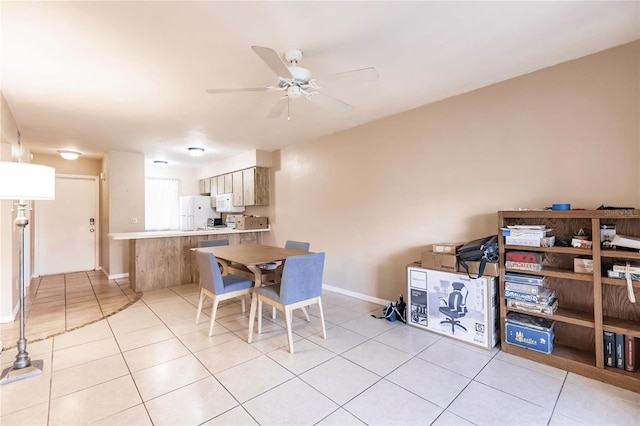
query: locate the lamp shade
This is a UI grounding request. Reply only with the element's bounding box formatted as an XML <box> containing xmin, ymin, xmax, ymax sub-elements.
<box><xmin>0</xmin><ymin>162</ymin><xmax>55</xmax><ymax>200</ymax></box>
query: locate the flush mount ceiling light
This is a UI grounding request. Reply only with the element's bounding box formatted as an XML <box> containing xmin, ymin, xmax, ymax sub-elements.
<box><xmin>188</xmin><ymin>147</ymin><xmax>205</xmax><ymax>157</ymax></box>
<box><xmin>153</xmin><ymin>160</ymin><xmax>168</xmax><ymax>168</ymax></box>
<box><xmin>57</xmin><ymin>150</ymin><xmax>80</xmax><ymax>160</ymax></box>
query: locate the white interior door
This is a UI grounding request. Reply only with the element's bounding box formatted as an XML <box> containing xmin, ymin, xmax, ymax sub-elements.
<box><xmin>36</xmin><ymin>175</ymin><xmax>98</xmax><ymax>275</ymax></box>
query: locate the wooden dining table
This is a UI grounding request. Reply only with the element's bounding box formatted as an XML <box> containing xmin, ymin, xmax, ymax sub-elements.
<box><xmin>194</xmin><ymin>243</ymin><xmax>313</xmax><ymax>341</ymax></box>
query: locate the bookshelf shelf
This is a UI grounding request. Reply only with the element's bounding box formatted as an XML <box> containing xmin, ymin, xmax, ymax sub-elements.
<box><xmin>499</xmin><ymin>210</ymin><xmax>640</xmax><ymax>393</ymax></box>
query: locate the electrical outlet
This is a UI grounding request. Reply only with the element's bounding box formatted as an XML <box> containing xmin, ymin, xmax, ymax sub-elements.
<box><xmin>130</xmin><ymin>217</ymin><xmax>138</xmax><ymax>224</ymax></box>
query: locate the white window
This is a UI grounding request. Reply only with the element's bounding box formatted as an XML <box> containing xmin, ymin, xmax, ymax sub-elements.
<box><xmin>145</xmin><ymin>177</ymin><xmax>180</xmax><ymax>230</ymax></box>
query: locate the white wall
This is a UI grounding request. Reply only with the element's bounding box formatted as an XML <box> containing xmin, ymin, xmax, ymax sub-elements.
<box><xmin>0</xmin><ymin>93</ymin><xmax>20</xmax><ymax>324</ymax></box>
<box><xmin>145</xmin><ymin>163</ymin><xmax>199</xmax><ymax>196</ymax></box>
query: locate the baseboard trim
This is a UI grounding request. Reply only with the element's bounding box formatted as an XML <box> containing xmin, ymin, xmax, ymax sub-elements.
<box><xmin>322</xmin><ymin>284</ymin><xmax>388</xmax><ymax>306</ymax></box>
<box><xmin>98</xmin><ymin>267</ymin><xmax>129</xmax><ymax>280</ymax></box>
<box><xmin>0</xmin><ymin>304</ymin><xmax>19</xmax><ymax>324</ymax></box>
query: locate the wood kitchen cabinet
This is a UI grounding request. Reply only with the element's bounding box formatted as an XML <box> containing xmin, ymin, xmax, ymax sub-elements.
<box><xmin>232</xmin><ymin>171</ymin><xmax>243</xmax><ymax>206</ymax></box>
<box><xmin>209</xmin><ymin>177</ymin><xmax>218</xmax><ymax>196</ymax></box>
<box><xmin>224</xmin><ymin>173</ymin><xmax>233</xmax><ymax>193</ymax></box>
<box><xmin>242</xmin><ymin>167</ymin><xmax>269</xmax><ymax>206</ymax></box>
<box><xmin>216</xmin><ymin>175</ymin><xmax>225</xmax><ymax>194</ymax></box>
<box><xmin>198</xmin><ymin>178</ymin><xmax>211</xmax><ymax>195</ymax></box>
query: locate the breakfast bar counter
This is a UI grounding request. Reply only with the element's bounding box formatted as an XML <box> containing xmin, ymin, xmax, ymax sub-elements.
<box><xmin>108</xmin><ymin>228</ymin><xmax>270</xmax><ymax>292</ymax></box>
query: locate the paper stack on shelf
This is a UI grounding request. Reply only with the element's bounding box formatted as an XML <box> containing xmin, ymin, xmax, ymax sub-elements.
<box><xmin>502</xmin><ymin>225</ymin><xmax>554</xmax><ymax>247</ymax></box>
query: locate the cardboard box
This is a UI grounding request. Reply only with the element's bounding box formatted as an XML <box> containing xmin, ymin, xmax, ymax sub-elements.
<box><xmin>458</xmin><ymin>260</ymin><xmax>499</xmax><ymax>277</ymax></box>
<box><xmin>574</xmin><ymin>257</ymin><xmax>593</xmax><ymax>274</ymax></box>
<box><xmin>421</xmin><ymin>251</ymin><xmax>458</xmax><ymax>272</ymax></box>
<box><xmin>407</xmin><ymin>264</ymin><xmax>498</xmax><ymax>350</ymax></box>
<box><xmin>432</xmin><ymin>243</ymin><xmax>463</xmax><ymax>254</ymax></box>
<box><xmin>235</xmin><ymin>216</ymin><xmax>268</xmax><ymax>230</ymax></box>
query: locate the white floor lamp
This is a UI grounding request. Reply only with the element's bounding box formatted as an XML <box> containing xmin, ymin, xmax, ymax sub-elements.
<box><xmin>0</xmin><ymin>161</ymin><xmax>55</xmax><ymax>385</ymax></box>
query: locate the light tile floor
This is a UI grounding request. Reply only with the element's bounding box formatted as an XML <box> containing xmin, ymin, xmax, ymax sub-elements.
<box><xmin>1</xmin><ymin>278</ymin><xmax>640</xmax><ymax>425</ymax></box>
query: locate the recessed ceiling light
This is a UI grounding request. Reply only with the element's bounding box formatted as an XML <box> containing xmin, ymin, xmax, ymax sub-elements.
<box><xmin>188</xmin><ymin>147</ymin><xmax>205</xmax><ymax>157</ymax></box>
<box><xmin>58</xmin><ymin>150</ymin><xmax>81</xmax><ymax>160</ymax></box>
<box><xmin>153</xmin><ymin>160</ymin><xmax>168</xmax><ymax>168</ymax></box>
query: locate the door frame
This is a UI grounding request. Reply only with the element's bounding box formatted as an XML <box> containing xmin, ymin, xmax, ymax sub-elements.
<box><xmin>33</xmin><ymin>174</ymin><xmax>100</xmax><ymax>277</ymax></box>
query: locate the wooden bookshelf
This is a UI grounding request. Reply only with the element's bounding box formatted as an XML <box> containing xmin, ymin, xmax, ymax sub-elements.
<box><xmin>498</xmin><ymin>210</ymin><xmax>640</xmax><ymax>393</ymax></box>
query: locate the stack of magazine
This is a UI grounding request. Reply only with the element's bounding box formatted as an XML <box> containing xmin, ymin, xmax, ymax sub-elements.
<box><xmin>504</xmin><ymin>273</ymin><xmax>558</xmax><ymax>315</ymax></box>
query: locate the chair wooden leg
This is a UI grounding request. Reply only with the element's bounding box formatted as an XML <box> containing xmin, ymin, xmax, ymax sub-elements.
<box><xmin>284</xmin><ymin>307</ymin><xmax>295</xmax><ymax>354</ymax></box>
<box><xmin>272</xmin><ymin>306</ymin><xmax>276</xmax><ymax>320</ymax></box>
<box><xmin>241</xmin><ymin>296</ymin><xmax>246</xmax><ymax>313</ymax></box>
<box><xmin>301</xmin><ymin>306</ymin><xmax>310</xmax><ymax>322</ymax></box>
<box><xmin>208</xmin><ymin>297</ymin><xmax>220</xmax><ymax>337</ymax></box>
<box><xmin>258</xmin><ymin>299</ymin><xmax>263</xmax><ymax>334</ymax></box>
<box><xmin>317</xmin><ymin>298</ymin><xmax>327</xmax><ymax>340</ymax></box>
<box><xmin>248</xmin><ymin>292</ymin><xmax>258</xmax><ymax>343</ymax></box>
<box><xmin>195</xmin><ymin>288</ymin><xmax>205</xmax><ymax>324</ymax></box>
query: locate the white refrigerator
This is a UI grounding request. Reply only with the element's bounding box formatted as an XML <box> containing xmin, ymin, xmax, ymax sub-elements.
<box><xmin>179</xmin><ymin>196</ymin><xmax>219</xmax><ymax>231</ymax></box>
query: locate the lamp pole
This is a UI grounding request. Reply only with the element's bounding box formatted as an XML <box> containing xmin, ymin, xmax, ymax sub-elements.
<box><xmin>0</xmin><ymin>201</ymin><xmax>43</xmax><ymax>384</ymax></box>
<box><xmin>0</xmin><ymin>161</ymin><xmax>54</xmax><ymax>385</ymax></box>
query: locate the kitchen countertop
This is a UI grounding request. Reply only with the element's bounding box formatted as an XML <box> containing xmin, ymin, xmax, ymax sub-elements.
<box><xmin>108</xmin><ymin>227</ymin><xmax>270</xmax><ymax>240</ymax></box>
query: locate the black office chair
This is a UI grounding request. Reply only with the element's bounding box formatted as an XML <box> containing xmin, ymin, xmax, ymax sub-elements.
<box><xmin>439</xmin><ymin>282</ymin><xmax>469</xmax><ymax>334</ymax></box>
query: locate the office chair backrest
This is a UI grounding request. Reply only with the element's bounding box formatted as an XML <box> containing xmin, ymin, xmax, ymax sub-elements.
<box><xmin>280</xmin><ymin>252</ymin><xmax>325</xmax><ymax>305</ymax></box>
<box><xmin>195</xmin><ymin>251</ymin><xmax>225</xmax><ymax>294</ymax></box>
<box><xmin>198</xmin><ymin>239</ymin><xmax>229</xmax><ymax>248</ymax></box>
<box><xmin>284</xmin><ymin>240</ymin><xmax>310</xmax><ymax>252</ymax></box>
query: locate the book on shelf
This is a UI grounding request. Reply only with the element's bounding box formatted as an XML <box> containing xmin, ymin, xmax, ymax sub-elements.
<box><xmin>604</xmin><ymin>331</ymin><xmax>615</xmax><ymax>368</ymax></box>
<box><xmin>502</xmin><ymin>227</ymin><xmax>551</xmax><ymax>237</ymax></box>
<box><xmin>506</xmin><ymin>251</ymin><xmax>543</xmax><ymax>263</ymax></box>
<box><xmin>625</xmin><ymin>335</ymin><xmax>639</xmax><ymax>372</ymax></box>
<box><xmin>504</xmin><ymin>288</ymin><xmax>554</xmax><ymax>304</ymax></box>
<box><xmin>607</xmin><ymin>270</ymin><xmax>640</xmax><ymax>281</ymax></box>
<box><xmin>615</xmin><ymin>333</ymin><xmax>625</xmax><ymax>370</ymax></box>
<box><xmin>612</xmin><ymin>263</ymin><xmax>640</xmax><ymax>274</ymax></box>
<box><xmin>507</xmin><ymin>298</ymin><xmax>558</xmax><ymax>315</ymax></box>
<box><xmin>505</xmin><ymin>261</ymin><xmax>542</xmax><ymax>271</ymax></box>
<box><xmin>505</xmin><ymin>311</ymin><xmax>555</xmax><ymax>332</ymax></box>
<box><xmin>504</xmin><ymin>272</ymin><xmax>545</xmax><ymax>286</ymax></box>
<box><xmin>505</xmin><ymin>281</ymin><xmax>546</xmax><ymax>295</ymax></box>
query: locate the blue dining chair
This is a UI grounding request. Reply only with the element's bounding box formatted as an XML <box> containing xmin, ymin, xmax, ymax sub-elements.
<box><xmin>250</xmin><ymin>252</ymin><xmax>326</xmax><ymax>353</ymax></box>
<box><xmin>260</xmin><ymin>240</ymin><xmax>311</xmax><ymax>320</ymax></box>
<box><xmin>195</xmin><ymin>250</ymin><xmax>254</xmax><ymax>336</ymax></box>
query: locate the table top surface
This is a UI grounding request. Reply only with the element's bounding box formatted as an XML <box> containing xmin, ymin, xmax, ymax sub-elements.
<box><xmin>195</xmin><ymin>243</ymin><xmax>312</xmax><ymax>266</ymax></box>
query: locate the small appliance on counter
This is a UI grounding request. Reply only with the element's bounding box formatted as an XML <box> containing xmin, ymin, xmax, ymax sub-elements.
<box><xmin>180</xmin><ymin>195</ymin><xmax>220</xmax><ymax>231</ymax></box>
<box><xmin>235</xmin><ymin>216</ymin><xmax>269</xmax><ymax>230</ymax></box>
<box><xmin>225</xmin><ymin>214</ymin><xmax>244</xmax><ymax>229</ymax></box>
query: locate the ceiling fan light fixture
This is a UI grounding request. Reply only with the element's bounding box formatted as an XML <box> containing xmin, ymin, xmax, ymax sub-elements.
<box><xmin>58</xmin><ymin>150</ymin><xmax>81</xmax><ymax>161</ymax></box>
<box><xmin>153</xmin><ymin>160</ymin><xmax>168</xmax><ymax>168</ymax></box>
<box><xmin>188</xmin><ymin>147</ymin><xmax>205</xmax><ymax>157</ymax></box>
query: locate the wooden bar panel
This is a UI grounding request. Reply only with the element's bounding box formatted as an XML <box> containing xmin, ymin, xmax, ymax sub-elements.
<box><xmin>128</xmin><ymin>231</ymin><xmax>265</xmax><ymax>291</ymax></box>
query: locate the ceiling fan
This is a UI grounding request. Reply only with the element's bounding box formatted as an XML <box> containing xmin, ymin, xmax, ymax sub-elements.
<box><xmin>206</xmin><ymin>46</ymin><xmax>378</xmax><ymax>120</ymax></box>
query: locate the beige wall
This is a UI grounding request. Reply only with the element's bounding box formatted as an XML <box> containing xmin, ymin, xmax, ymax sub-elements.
<box><xmin>268</xmin><ymin>41</ymin><xmax>640</xmax><ymax>301</ymax></box>
<box><xmin>106</xmin><ymin>151</ymin><xmax>145</xmax><ymax>276</ymax></box>
<box><xmin>31</xmin><ymin>153</ymin><xmax>102</xmax><ymax>176</ymax></box>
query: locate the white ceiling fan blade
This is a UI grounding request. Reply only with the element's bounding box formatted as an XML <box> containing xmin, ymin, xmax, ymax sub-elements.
<box><xmin>319</xmin><ymin>67</ymin><xmax>379</xmax><ymax>86</ymax></box>
<box><xmin>308</xmin><ymin>93</ymin><xmax>355</xmax><ymax>114</ymax></box>
<box><xmin>267</xmin><ymin>96</ymin><xmax>289</xmax><ymax>119</ymax></box>
<box><xmin>206</xmin><ymin>87</ymin><xmax>268</xmax><ymax>94</ymax></box>
<box><xmin>251</xmin><ymin>46</ymin><xmax>293</xmax><ymax>78</ymax></box>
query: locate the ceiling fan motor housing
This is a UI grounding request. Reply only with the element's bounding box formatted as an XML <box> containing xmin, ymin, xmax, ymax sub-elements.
<box><xmin>288</xmin><ymin>66</ymin><xmax>311</xmax><ymax>83</ymax></box>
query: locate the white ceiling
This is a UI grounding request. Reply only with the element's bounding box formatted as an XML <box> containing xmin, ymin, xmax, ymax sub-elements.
<box><xmin>2</xmin><ymin>1</ymin><xmax>638</xmax><ymax>168</ymax></box>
